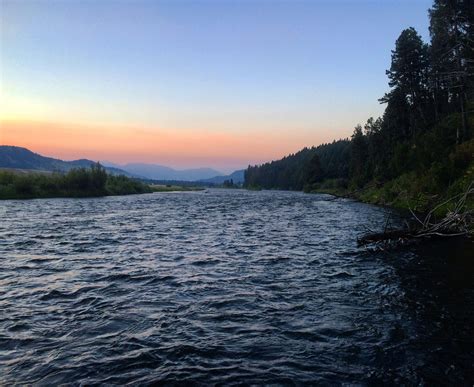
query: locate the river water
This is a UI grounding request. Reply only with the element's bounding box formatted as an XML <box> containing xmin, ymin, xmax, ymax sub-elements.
<box><xmin>1</xmin><ymin>189</ymin><xmax>473</xmax><ymax>384</ymax></box>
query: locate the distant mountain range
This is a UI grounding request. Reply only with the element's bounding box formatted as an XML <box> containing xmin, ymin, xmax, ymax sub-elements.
<box><xmin>0</xmin><ymin>146</ymin><xmax>245</xmax><ymax>183</ymax></box>
<box><xmin>0</xmin><ymin>146</ymin><xmax>133</xmax><ymax>176</ymax></box>
<box><xmin>102</xmin><ymin>161</ymin><xmax>223</xmax><ymax>181</ymax></box>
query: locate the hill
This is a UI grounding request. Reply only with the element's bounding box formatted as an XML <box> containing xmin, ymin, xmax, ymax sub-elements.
<box><xmin>245</xmin><ymin>140</ymin><xmax>350</xmax><ymax>190</ymax></box>
<box><xmin>0</xmin><ymin>146</ymin><xmax>133</xmax><ymax>176</ymax></box>
<box><xmin>103</xmin><ymin>162</ymin><xmax>223</xmax><ymax>181</ymax></box>
<box><xmin>244</xmin><ymin>0</ymin><xmax>473</xmax><ymax>214</ymax></box>
<box><xmin>199</xmin><ymin>169</ymin><xmax>245</xmax><ymax>185</ymax></box>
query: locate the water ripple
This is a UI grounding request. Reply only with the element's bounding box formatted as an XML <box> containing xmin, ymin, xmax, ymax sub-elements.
<box><xmin>0</xmin><ymin>189</ymin><xmax>473</xmax><ymax>384</ymax></box>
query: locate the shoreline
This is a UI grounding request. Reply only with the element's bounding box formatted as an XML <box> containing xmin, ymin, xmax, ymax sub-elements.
<box><xmin>0</xmin><ymin>166</ymin><xmax>206</xmax><ymax>201</ymax></box>
<box><xmin>0</xmin><ymin>185</ymin><xmax>205</xmax><ymax>201</ymax></box>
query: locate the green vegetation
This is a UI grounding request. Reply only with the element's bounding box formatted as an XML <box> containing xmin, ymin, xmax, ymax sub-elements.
<box><xmin>245</xmin><ymin>0</ymin><xmax>473</xmax><ymax>215</ymax></box>
<box><xmin>222</xmin><ymin>178</ymin><xmax>238</xmax><ymax>188</ymax></box>
<box><xmin>0</xmin><ymin>163</ymin><xmax>154</xmax><ymax>199</ymax></box>
<box><xmin>149</xmin><ymin>184</ymin><xmax>205</xmax><ymax>192</ymax></box>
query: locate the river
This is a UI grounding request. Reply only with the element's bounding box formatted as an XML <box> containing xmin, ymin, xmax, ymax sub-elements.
<box><xmin>1</xmin><ymin>189</ymin><xmax>473</xmax><ymax>384</ymax></box>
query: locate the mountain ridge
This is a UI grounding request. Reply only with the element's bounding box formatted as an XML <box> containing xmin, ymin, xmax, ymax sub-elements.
<box><xmin>101</xmin><ymin>161</ymin><xmax>224</xmax><ymax>181</ymax></box>
<box><xmin>0</xmin><ymin>146</ymin><xmax>134</xmax><ymax>177</ymax></box>
<box><xmin>198</xmin><ymin>169</ymin><xmax>245</xmax><ymax>184</ymax></box>
<box><xmin>0</xmin><ymin>146</ymin><xmax>238</xmax><ymax>182</ymax></box>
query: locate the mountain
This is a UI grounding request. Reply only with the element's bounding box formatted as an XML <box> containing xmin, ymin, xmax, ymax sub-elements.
<box><xmin>0</xmin><ymin>146</ymin><xmax>226</xmax><ymax>182</ymax></box>
<box><xmin>199</xmin><ymin>169</ymin><xmax>245</xmax><ymax>185</ymax></box>
<box><xmin>104</xmin><ymin>162</ymin><xmax>223</xmax><ymax>181</ymax></box>
<box><xmin>0</xmin><ymin>146</ymin><xmax>133</xmax><ymax>176</ymax></box>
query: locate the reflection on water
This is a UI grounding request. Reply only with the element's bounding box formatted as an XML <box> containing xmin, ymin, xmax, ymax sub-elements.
<box><xmin>0</xmin><ymin>189</ymin><xmax>472</xmax><ymax>384</ymax></box>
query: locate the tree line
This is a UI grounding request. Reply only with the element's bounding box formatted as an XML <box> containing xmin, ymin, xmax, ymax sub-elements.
<box><xmin>245</xmin><ymin>140</ymin><xmax>350</xmax><ymax>190</ymax></box>
<box><xmin>245</xmin><ymin>0</ymin><xmax>473</xmax><ymax>204</ymax></box>
<box><xmin>0</xmin><ymin>163</ymin><xmax>154</xmax><ymax>199</ymax></box>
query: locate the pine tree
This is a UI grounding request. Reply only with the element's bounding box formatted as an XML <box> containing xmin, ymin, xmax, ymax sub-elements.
<box><xmin>429</xmin><ymin>0</ymin><xmax>473</xmax><ymax>142</ymax></box>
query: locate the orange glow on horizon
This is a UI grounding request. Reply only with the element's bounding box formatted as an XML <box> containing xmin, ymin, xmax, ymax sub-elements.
<box><xmin>0</xmin><ymin>119</ymin><xmax>341</xmax><ymax>169</ymax></box>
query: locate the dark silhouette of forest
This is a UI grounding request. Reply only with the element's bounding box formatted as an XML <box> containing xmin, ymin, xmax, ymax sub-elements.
<box><xmin>245</xmin><ymin>140</ymin><xmax>351</xmax><ymax>191</ymax></box>
<box><xmin>245</xmin><ymin>0</ymin><xmax>473</xmax><ymax>211</ymax></box>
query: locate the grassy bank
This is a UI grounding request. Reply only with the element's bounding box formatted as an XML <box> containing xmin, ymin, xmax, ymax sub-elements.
<box><xmin>149</xmin><ymin>184</ymin><xmax>205</xmax><ymax>192</ymax></box>
<box><xmin>0</xmin><ymin>164</ymin><xmax>154</xmax><ymax>199</ymax></box>
<box><xmin>307</xmin><ymin>140</ymin><xmax>474</xmax><ymax>217</ymax></box>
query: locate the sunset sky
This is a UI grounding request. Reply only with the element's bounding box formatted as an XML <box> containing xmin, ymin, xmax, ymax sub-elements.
<box><xmin>1</xmin><ymin>0</ymin><xmax>431</xmax><ymax>172</ymax></box>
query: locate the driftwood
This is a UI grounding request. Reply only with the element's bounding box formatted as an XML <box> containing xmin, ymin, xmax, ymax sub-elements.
<box><xmin>358</xmin><ymin>182</ymin><xmax>473</xmax><ymax>248</ymax></box>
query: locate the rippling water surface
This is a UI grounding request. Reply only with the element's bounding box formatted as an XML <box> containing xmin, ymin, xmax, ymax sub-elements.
<box><xmin>1</xmin><ymin>189</ymin><xmax>473</xmax><ymax>384</ymax></box>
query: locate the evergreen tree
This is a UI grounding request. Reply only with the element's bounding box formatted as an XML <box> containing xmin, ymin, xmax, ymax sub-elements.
<box><xmin>350</xmin><ymin>125</ymin><xmax>369</xmax><ymax>186</ymax></box>
<box><xmin>382</xmin><ymin>28</ymin><xmax>431</xmax><ymax>137</ymax></box>
<box><xmin>244</xmin><ymin>0</ymin><xmax>473</xmax><ymax>196</ymax></box>
<box><xmin>429</xmin><ymin>0</ymin><xmax>473</xmax><ymax>142</ymax></box>
<box><xmin>304</xmin><ymin>154</ymin><xmax>323</xmax><ymax>185</ymax></box>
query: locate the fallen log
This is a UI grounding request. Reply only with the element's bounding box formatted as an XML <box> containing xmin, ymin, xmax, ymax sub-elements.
<box><xmin>357</xmin><ymin>230</ymin><xmax>415</xmax><ymax>246</ymax></box>
<box><xmin>357</xmin><ymin>228</ymin><xmax>468</xmax><ymax>247</ymax></box>
<box><xmin>358</xmin><ymin>182</ymin><xmax>473</xmax><ymax>248</ymax></box>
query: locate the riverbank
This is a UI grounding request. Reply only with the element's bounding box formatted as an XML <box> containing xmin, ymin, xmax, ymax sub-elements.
<box><xmin>311</xmin><ymin>178</ymin><xmax>473</xmax><ymax>214</ymax></box>
<box><xmin>308</xmin><ymin>171</ymin><xmax>474</xmax><ymax>221</ymax></box>
<box><xmin>308</xmin><ymin>179</ymin><xmax>474</xmax><ymax>245</ymax></box>
<box><xmin>149</xmin><ymin>184</ymin><xmax>205</xmax><ymax>193</ymax></box>
<box><xmin>0</xmin><ymin>166</ymin><xmax>204</xmax><ymax>200</ymax></box>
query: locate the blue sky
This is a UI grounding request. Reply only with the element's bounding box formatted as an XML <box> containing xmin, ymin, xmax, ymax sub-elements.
<box><xmin>1</xmin><ymin>0</ymin><xmax>432</xmax><ymax>170</ymax></box>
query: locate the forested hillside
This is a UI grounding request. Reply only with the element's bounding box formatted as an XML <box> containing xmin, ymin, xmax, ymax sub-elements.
<box><xmin>245</xmin><ymin>0</ymin><xmax>473</xmax><ymax>211</ymax></box>
<box><xmin>245</xmin><ymin>140</ymin><xmax>350</xmax><ymax>190</ymax></box>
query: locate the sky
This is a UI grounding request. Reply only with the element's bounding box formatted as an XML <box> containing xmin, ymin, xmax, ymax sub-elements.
<box><xmin>1</xmin><ymin>0</ymin><xmax>432</xmax><ymax>172</ymax></box>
